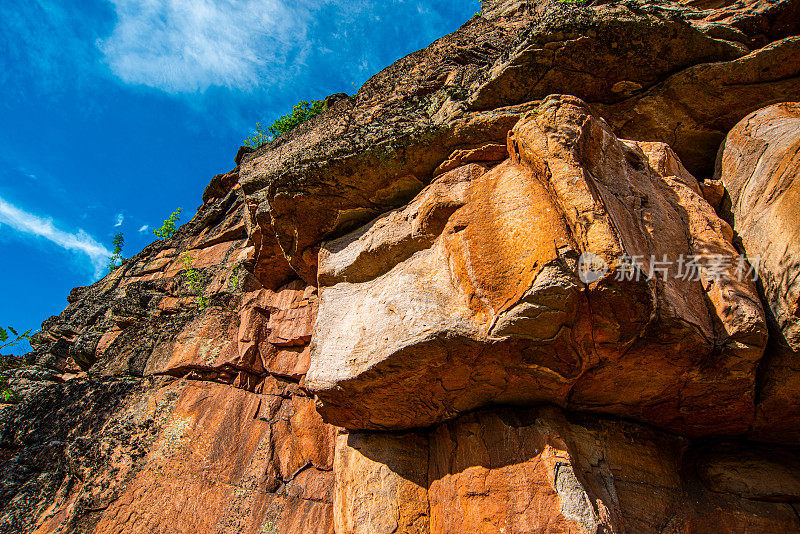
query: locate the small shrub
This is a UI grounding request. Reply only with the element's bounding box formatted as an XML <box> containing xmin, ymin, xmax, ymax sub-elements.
<box><xmin>0</xmin><ymin>376</ymin><xmax>19</xmax><ymax>404</ymax></box>
<box><xmin>107</xmin><ymin>232</ymin><xmax>124</xmax><ymax>272</ymax></box>
<box><xmin>242</xmin><ymin>123</ymin><xmax>271</xmax><ymax>150</ymax></box>
<box><xmin>243</xmin><ymin>100</ymin><xmax>327</xmax><ymax>149</ymax></box>
<box><xmin>153</xmin><ymin>208</ymin><xmax>182</xmax><ymax>239</ymax></box>
<box><xmin>182</xmin><ymin>252</ymin><xmax>209</xmax><ymax>310</ymax></box>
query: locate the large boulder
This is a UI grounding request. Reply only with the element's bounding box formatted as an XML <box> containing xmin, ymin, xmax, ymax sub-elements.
<box><xmin>307</xmin><ymin>95</ymin><xmax>766</xmax><ymax>436</ymax></box>
<box><xmin>718</xmin><ymin>102</ymin><xmax>800</xmax><ymax>350</ymax></box>
<box><xmin>716</xmin><ymin>102</ymin><xmax>800</xmax><ymax>443</ymax></box>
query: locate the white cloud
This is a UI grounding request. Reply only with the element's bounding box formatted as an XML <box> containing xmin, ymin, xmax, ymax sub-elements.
<box><xmin>138</xmin><ymin>224</ymin><xmax>149</xmax><ymax>233</ymax></box>
<box><xmin>114</xmin><ymin>213</ymin><xmax>124</xmax><ymax>227</ymax></box>
<box><xmin>0</xmin><ymin>196</ymin><xmax>111</xmax><ymax>277</ymax></box>
<box><xmin>98</xmin><ymin>0</ymin><xmax>317</xmax><ymax>93</ymax></box>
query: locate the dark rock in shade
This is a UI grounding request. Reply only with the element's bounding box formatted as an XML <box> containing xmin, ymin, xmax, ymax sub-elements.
<box><xmin>323</xmin><ymin>92</ymin><xmax>350</xmax><ymax>108</ymax></box>
<box><xmin>234</xmin><ymin>145</ymin><xmax>254</xmax><ymax>167</ymax></box>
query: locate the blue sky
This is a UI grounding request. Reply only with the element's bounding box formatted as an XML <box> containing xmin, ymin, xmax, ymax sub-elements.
<box><xmin>0</xmin><ymin>0</ymin><xmax>477</xmax><ymax>355</ymax></box>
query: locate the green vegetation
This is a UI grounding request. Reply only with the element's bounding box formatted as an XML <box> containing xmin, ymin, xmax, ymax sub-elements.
<box><xmin>0</xmin><ymin>376</ymin><xmax>19</xmax><ymax>404</ymax></box>
<box><xmin>243</xmin><ymin>100</ymin><xmax>327</xmax><ymax>149</ymax></box>
<box><xmin>153</xmin><ymin>208</ymin><xmax>182</xmax><ymax>239</ymax></box>
<box><xmin>243</xmin><ymin>123</ymin><xmax>271</xmax><ymax>149</ymax></box>
<box><xmin>181</xmin><ymin>252</ymin><xmax>209</xmax><ymax>310</ymax></box>
<box><xmin>107</xmin><ymin>232</ymin><xmax>124</xmax><ymax>272</ymax></box>
<box><xmin>229</xmin><ymin>273</ymin><xmax>239</xmax><ymax>292</ymax></box>
<box><xmin>557</xmin><ymin>0</ymin><xmax>586</xmax><ymax>4</ymax></box>
<box><xmin>0</xmin><ymin>326</ymin><xmax>33</xmax><ymax>351</ymax></box>
<box><xmin>1</xmin><ymin>326</ymin><xmax>28</xmax><ymax>403</ymax></box>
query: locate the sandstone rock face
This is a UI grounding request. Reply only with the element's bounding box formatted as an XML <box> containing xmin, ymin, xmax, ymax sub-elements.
<box><xmin>718</xmin><ymin>102</ymin><xmax>800</xmax><ymax>350</ymax></box>
<box><xmin>4</xmin><ymin>1</ymin><xmax>800</xmax><ymax>533</ymax></box>
<box><xmin>333</xmin><ymin>433</ymin><xmax>429</xmax><ymax>534</ymax></box>
<box><xmin>597</xmin><ymin>35</ymin><xmax>800</xmax><ymax>176</ymax></box>
<box><xmin>1</xmin><ymin>377</ymin><xmax>180</xmax><ymax>532</ymax></box>
<box><xmin>240</xmin><ymin>0</ymin><xmax>800</xmax><ymax>287</ymax></box>
<box><xmin>308</xmin><ymin>95</ymin><xmax>766</xmax><ymax>436</ymax></box>
<box><xmin>335</xmin><ymin>406</ymin><xmax>800</xmax><ymax>534</ymax></box>
<box><xmin>93</xmin><ymin>381</ymin><xmax>335</xmax><ymax>534</ymax></box>
<box><xmin>1</xmin><ymin>175</ymin><xmax>337</xmax><ymax>533</ymax></box>
<box><xmin>715</xmin><ymin>102</ymin><xmax>800</xmax><ymax>444</ymax></box>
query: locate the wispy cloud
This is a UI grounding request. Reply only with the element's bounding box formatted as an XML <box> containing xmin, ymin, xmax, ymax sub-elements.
<box><xmin>18</xmin><ymin>168</ymin><xmax>38</xmax><ymax>181</ymax></box>
<box><xmin>138</xmin><ymin>224</ymin><xmax>149</xmax><ymax>233</ymax></box>
<box><xmin>114</xmin><ymin>213</ymin><xmax>124</xmax><ymax>227</ymax></box>
<box><xmin>0</xmin><ymin>196</ymin><xmax>111</xmax><ymax>277</ymax></box>
<box><xmin>98</xmin><ymin>0</ymin><xmax>317</xmax><ymax>93</ymax></box>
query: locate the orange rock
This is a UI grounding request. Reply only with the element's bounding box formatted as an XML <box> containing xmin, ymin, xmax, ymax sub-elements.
<box><xmin>308</xmin><ymin>95</ymin><xmax>766</xmax><ymax>437</ymax></box>
<box><xmin>334</xmin><ymin>433</ymin><xmax>429</xmax><ymax>534</ymax></box>
<box><xmin>335</xmin><ymin>406</ymin><xmax>800</xmax><ymax>534</ymax></box>
<box><xmin>13</xmin><ymin>2</ymin><xmax>800</xmax><ymax>532</ymax></box>
<box><xmin>717</xmin><ymin>102</ymin><xmax>800</xmax><ymax>443</ymax></box>
<box><xmin>146</xmin><ymin>307</ymin><xmax>239</xmax><ymax>375</ymax></box>
<box><xmin>92</xmin><ymin>381</ymin><xmax>336</xmax><ymax>534</ymax></box>
<box><xmin>718</xmin><ymin>102</ymin><xmax>800</xmax><ymax>350</ymax></box>
<box><xmin>433</xmin><ymin>144</ymin><xmax>507</xmax><ymax>177</ymax></box>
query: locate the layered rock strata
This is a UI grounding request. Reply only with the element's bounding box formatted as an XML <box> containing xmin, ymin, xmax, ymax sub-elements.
<box><xmin>1</xmin><ymin>177</ymin><xmax>337</xmax><ymax>533</ymax></box>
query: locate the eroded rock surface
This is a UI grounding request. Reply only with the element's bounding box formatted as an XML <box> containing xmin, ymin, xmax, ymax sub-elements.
<box><xmin>718</xmin><ymin>102</ymin><xmax>800</xmax><ymax>350</ymax></box>
<box><xmin>240</xmin><ymin>0</ymin><xmax>800</xmax><ymax>285</ymax></box>
<box><xmin>335</xmin><ymin>406</ymin><xmax>800</xmax><ymax>534</ymax></box>
<box><xmin>308</xmin><ymin>95</ymin><xmax>766</xmax><ymax>436</ymax></box>
<box><xmin>715</xmin><ymin>102</ymin><xmax>800</xmax><ymax>445</ymax></box>
<box><xmin>0</xmin><ymin>175</ymin><xmax>337</xmax><ymax>534</ymax></box>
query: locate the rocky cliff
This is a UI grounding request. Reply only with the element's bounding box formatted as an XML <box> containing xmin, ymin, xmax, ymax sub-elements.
<box><xmin>2</xmin><ymin>0</ymin><xmax>800</xmax><ymax>532</ymax></box>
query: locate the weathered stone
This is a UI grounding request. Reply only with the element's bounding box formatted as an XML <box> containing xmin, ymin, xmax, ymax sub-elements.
<box><xmin>696</xmin><ymin>443</ymin><xmax>800</xmax><ymax>501</ymax></box>
<box><xmin>715</xmin><ymin>102</ymin><xmax>800</xmax><ymax>444</ymax></box>
<box><xmin>597</xmin><ymin>36</ymin><xmax>800</xmax><ymax>176</ymax></box>
<box><xmin>334</xmin><ymin>433</ymin><xmax>429</xmax><ymax>534</ymax></box>
<box><xmin>468</xmin><ymin>3</ymin><xmax>746</xmax><ymax>111</ymax></box>
<box><xmin>92</xmin><ymin>381</ymin><xmax>335</xmax><ymax>534</ymax></box>
<box><xmin>427</xmin><ymin>410</ymin><xmax>603</xmax><ymax>533</ymax></box>
<box><xmin>1</xmin><ymin>167</ymin><xmax>336</xmax><ymax>534</ymax></box>
<box><xmin>239</xmin><ymin>0</ymin><xmax>800</xmax><ymax>289</ymax></box>
<box><xmin>336</xmin><ymin>406</ymin><xmax>800</xmax><ymax>534</ymax></box>
<box><xmin>7</xmin><ymin>1</ymin><xmax>800</xmax><ymax>532</ymax></box>
<box><xmin>753</xmin><ymin>340</ymin><xmax>800</xmax><ymax>443</ymax></box>
<box><xmin>0</xmin><ymin>377</ymin><xmax>182</xmax><ymax>533</ymax></box>
<box><xmin>718</xmin><ymin>102</ymin><xmax>800</xmax><ymax>350</ymax></box>
<box><xmin>308</xmin><ymin>95</ymin><xmax>766</xmax><ymax>437</ymax></box>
